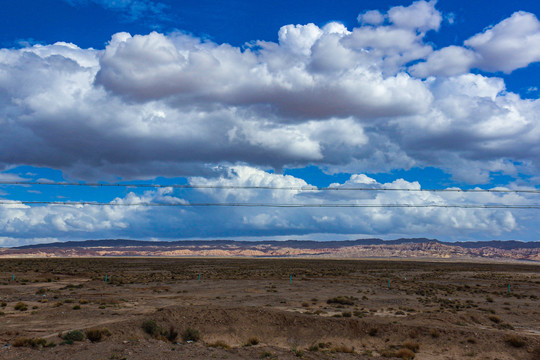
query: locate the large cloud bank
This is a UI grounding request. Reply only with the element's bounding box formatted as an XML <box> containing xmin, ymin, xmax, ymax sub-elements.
<box><xmin>0</xmin><ymin>165</ymin><xmax>530</xmax><ymax>246</ymax></box>
<box><xmin>1</xmin><ymin>0</ymin><xmax>539</xmax><ymax>183</ymax></box>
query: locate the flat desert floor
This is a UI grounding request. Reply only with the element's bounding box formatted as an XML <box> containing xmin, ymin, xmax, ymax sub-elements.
<box><xmin>0</xmin><ymin>258</ymin><xmax>538</xmax><ymax>359</ymax></box>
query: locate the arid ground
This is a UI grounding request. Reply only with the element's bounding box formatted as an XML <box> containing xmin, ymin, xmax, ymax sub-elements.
<box><xmin>0</xmin><ymin>258</ymin><xmax>538</xmax><ymax>359</ymax></box>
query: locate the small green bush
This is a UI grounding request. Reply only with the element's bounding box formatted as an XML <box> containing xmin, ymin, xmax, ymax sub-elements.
<box><xmin>182</xmin><ymin>328</ymin><xmax>200</xmax><ymax>342</ymax></box>
<box><xmin>62</xmin><ymin>330</ymin><xmax>84</xmax><ymax>342</ymax></box>
<box><xmin>142</xmin><ymin>320</ymin><xmax>160</xmax><ymax>337</ymax></box>
<box><xmin>14</xmin><ymin>302</ymin><xmax>28</xmax><ymax>311</ymax></box>
<box><xmin>292</xmin><ymin>347</ymin><xmax>304</xmax><ymax>357</ymax></box>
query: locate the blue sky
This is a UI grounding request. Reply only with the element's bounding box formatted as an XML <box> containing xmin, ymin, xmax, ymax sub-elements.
<box><xmin>0</xmin><ymin>0</ymin><xmax>539</xmax><ymax>246</ymax></box>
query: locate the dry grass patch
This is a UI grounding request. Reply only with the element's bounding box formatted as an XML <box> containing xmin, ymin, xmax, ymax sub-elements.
<box><xmin>208</xmin><ymin>340</ymin><xmax>231</xmax><ymax>349</ymax></box>
<box><xmin>330</xmin><ymin>344</ymin><xmax>354</xmax><ymax>353</ymax></box>
<box><xmin>12</xmin><ymin>337</ymin><xmax>47</xmax><ymax>348</ymax></box>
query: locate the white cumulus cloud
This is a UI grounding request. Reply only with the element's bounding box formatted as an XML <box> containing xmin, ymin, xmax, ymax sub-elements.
<box><xmin>411</xmin><ymin>11</ymin><xmax>540</xmax><ymax>77</ymax></box>
<box><xmin>0</xmin><ymin>1</ymin><xmax>538</xmax><ymax>188</ymax></box>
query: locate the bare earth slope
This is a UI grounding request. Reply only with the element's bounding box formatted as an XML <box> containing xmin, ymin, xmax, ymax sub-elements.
<box><xmin>0</xmin><ymin>258</ymin><xmax>538</xmax><ymax>359</ymax></box>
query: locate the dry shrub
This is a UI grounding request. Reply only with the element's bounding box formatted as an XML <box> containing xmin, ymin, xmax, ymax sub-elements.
<box><xmin>395</xmin><ymin>348</ymin><xmax>416</xmax><ymax>359</ymax></box>
<box><xmin>331</xmin><ymin>344</ymin><xmax>354</xmax><ymax>353</ymax></box>
<box><xmin>12</xmin><ymin>337</ymin><xmax>47</xmax><ymax>348</ymax></box>
<box><xmin>165</xmin><ymin>325</ymin><xmax>178</xmax><ymax>342</ymax></box>
<box><xmin>182</xmin><ymin>328</ymin><xmax>200</xmax><ymax>342</ymax></box>
<box><xmin>504</xmin><ymin>334</ymin><xmax>526</xmax><ymax>348</ymax></box>
<box><xmin>402</xmin><ymin>340</ymin><xmax>420</xmax><ymax>352</ymax></box>
<box><xmin>208</xmin><ymin>340</ymin><xmax>231</xmax><ymax>349</ymax></box>
<box><xmin>85</xmin><ymin>328</ymin><xmax>111</xmax><ymax>342</ymax></box>
<box><xmin>380</xmin><ymin>349</ymin><xmax>396</xmax><ymax>357</ymax></box>
<box><xmin>327</xmin><ymin>296</ymin><xmax>355</xmax><ymax>306</ymax></box>
<box><xmin>14</xmin><ymin>302</ymin><xmax>27</xmax><ymax>311</ymax></box>
<box><xmin>245</xmin><ymin>336</ymin><xmax>260</xmax><ymax>346</ymax></box>
<box><xmin>429</xmin><ymin>329</ymin><xmax>440</xmax><ymax>338</ymax></box>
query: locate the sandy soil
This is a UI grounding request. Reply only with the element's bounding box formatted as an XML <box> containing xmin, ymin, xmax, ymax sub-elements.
<box><xmin>0</xmin><ymin>258</ymin><xmax>538</xmax><ymax>359</ymax></box>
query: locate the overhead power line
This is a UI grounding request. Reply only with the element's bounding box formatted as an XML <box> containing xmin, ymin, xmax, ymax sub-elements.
<box><xmin>1</xmin><ymin>200</ymin><xmax>539</xmax><ymax>209</ymax></box>
<box><xmin>1</xmin><ymin>181</ymin><xmax>539</xmax><ymax>194</ymax></box>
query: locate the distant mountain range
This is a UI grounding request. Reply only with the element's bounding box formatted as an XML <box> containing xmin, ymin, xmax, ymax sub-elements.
<box><xmin>1</xmin><ymin>238</ymin><xmax>539</xmax><ymax>261</ymax></box>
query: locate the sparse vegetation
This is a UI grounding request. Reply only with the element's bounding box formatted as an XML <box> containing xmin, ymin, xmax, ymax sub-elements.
<box><xmin>330</xmin><ymin>344</ymin><xmax>354</xmax><ymax>353</ymax></box>
<box><xmin>0</xmin><ymin>257</ymin><xmax>538</xmax><ymax>359</ymax></box>
<box><xmin>14</xmin><ymin>302</ymin><xmax>28</xmax><ymax>311</ymax></box>
<box><xmin>245</xmin><ymin>336</ymin><xmax>260</xmax><ymax>346</ymax></box>
<box><xmin>62</xmin><ymin>330</ymin><xmax>85</xmax><ymax>342</ymax></box>
<box><xmin>402</xmin><ymin>340</ymin><xmax>420</xmax><ymax>352</ymax></box>
<box><xmin>327</xmin><ymin>296</ymin><xmax>355</xmax><ymax>306</ymax></box>
<box><xmin>165</xmin><ymin>325</ymin><xmax>178</xmax><ymax>342</ymax></box>
<box><xmin>85</xmin><ymin>328</ymin><xmax>111</xmax><ymax>342</ymax></box>
<box><xmin>208</xmin><ymin>340</ymin><xmax>231</xmax><ymax>349</ymax></box>
<box><xmin>395</xmin><ymin>348</ymin><xmax>416</xmax><ymax>359</ymax></box>
<box><xmin>142</xmin><ymin>320</ymin><xmax>160</xmax><ymax>337</ymax></box>
<box><xmin>292</xmin><ymin>347</ymin><xmax>304</xmax><ymax>357</ymax></box>
<box><xmin>504</xmin><ymin>334</ymin><xmax>526</xmax><ymax>348</ymax></box>
<box><xmin>12</xmin><ymin>337</ymin><xmax>50</xmax><ymax>348</ymax></box>
<box><xmin>182</xmin><ymin>328</ymin><xmax>200</xmax><ymax>342</ymax></box>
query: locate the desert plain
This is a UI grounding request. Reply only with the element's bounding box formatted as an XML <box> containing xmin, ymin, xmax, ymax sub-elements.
<box><xmin>0</xmin><ymin>258</ymin><xmax>538</xmax><ymax>360</ymax></box>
